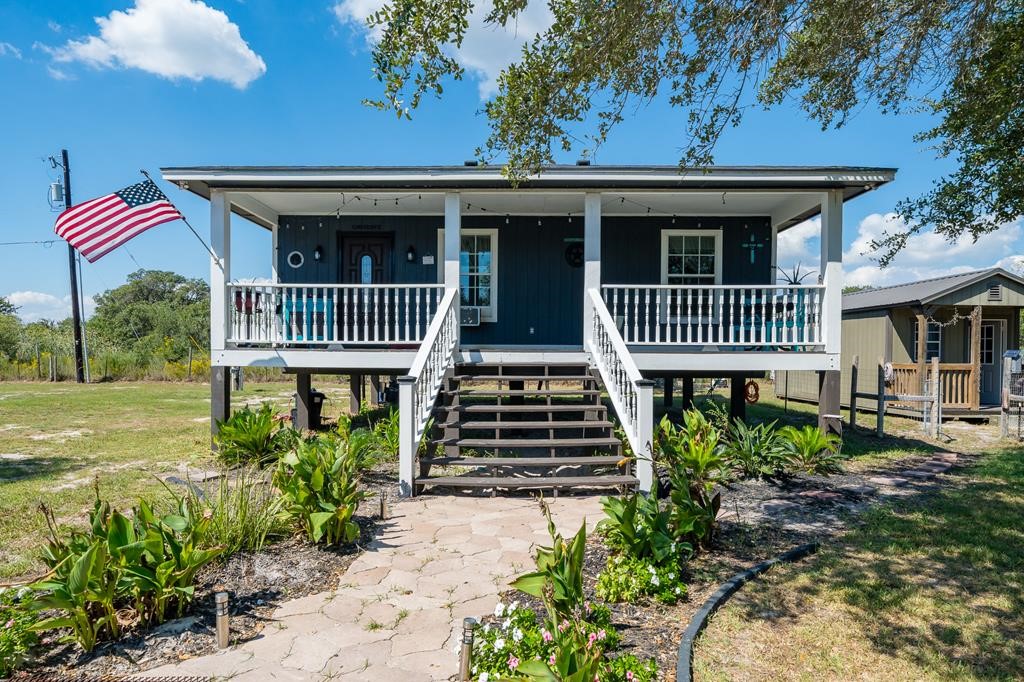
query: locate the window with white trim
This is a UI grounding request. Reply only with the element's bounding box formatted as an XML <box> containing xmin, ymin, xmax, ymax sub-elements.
<box><xmin>912</xmin><ymin>320</ymin><xmax>942</xmax><ymax>362</ymax></box>
<box><xmin>437</xmin><ymin>228</ymin><xmax>498</xmax><ymax>322</ymax></box>
<box><xmin>661</xmin><ymin>230</ymin><xmax>722</xmax><ymax>285</ymax></box>
<box><xmin>980</xmin><ymin>323</ymin><xmax>995</xmax><ymax>364</ymax></box>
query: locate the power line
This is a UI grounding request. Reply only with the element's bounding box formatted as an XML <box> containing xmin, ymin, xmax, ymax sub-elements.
<box><xmin>0</xmin><ymin>239</ymin><xmax>58</xmax><ymax>247</ymax></box>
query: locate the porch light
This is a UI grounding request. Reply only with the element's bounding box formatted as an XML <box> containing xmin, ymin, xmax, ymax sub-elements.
<box><xmin>407</xmin><ymin>245</ymin><xmax>417</xmax><ymax>262</ymax></box>
<box><xmin>313</xmin><ymin>245</ymin><xmax>323</xmax><ymax>262</ymax></box>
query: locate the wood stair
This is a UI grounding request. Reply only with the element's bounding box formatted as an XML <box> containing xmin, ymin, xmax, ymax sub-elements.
<box><xmin>417</xmin><ymin>362</ymin><xmax>638</xmax><ymax>495</ymax></box>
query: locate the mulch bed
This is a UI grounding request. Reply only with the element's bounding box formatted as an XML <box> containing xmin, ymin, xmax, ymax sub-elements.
<box><xmin>11</xmin><ymin>516</ymin><xmax>380</xmax><ymax>681</ymax></box>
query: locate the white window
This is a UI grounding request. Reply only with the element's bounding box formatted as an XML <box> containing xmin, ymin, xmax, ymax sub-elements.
<box><xmin>437</xmin><ymin>228</ymin><xmax>498</xmax><ymax>322</ymax></box>
<box><xmin>912</xmin><ymin>320</ymin><xmax>942</xmax><ymax>362</ymax></box>
<box><xmin>661</xmin><ymin>230</ymin><xmax>722</xmax><ymax>285</ymax></box>
<box><xmin>980</xmin><ymin>323</ymin><xmax>995</xmax><ymax>365</ymax></box>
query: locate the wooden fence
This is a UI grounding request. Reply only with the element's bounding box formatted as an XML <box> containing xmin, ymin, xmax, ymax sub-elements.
<box><xmin>849</xmin><ymin>355</ymin><xmax>942</xmax><ymax>438</ymax></box>
<box><xmin>889</xmin><ymin>362</ymin><xmax>978</xmax><ymax>409</ymax></box>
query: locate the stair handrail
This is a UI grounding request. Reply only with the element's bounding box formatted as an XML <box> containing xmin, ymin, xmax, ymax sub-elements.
<box><xmin>586</xmin><ymin>288</ymin><xmax>654</xmax><ymax>491</ymax></box>
<box><xmin>398</xmin><ymin>288</ymin><xmax>459</xmax><ymax>496</ymax></box>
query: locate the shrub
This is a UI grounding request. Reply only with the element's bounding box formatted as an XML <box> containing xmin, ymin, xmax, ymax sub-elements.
<box><xmin>0</xmin><ymin>588</ymin><xmax>37</xmax><ymax>677</ymax></box>
<box><xmin>31</xmin><ymin>490</ymin><xmax>223</xmax><ymax>651</ymax></box>
<box><xmin>597</xmin><ymin>491</ymin><xmax>676</xmax><ymax>563</ymax></box>
<box><xmin>723</xmin><ymin>418</ymin><xmax>788</xmax><ymax>479</ymax></box>
<box><xmin>779</xmin><ymin>425</ymin><xmax>844</xmax><ymax>475</ymax></box>
<box><xmin>214</xmin><ymin>403</ymin><xmax>296</xmax><ymax>467</ymax></box>
<box><xmin>173</xmin><ymin>467</ymin><xmax>287</xmax><ymax>555</ymax></box>
<box><xmin>370</xmin><ymin>408</ymin><xmax>400</xmax><ymax>460</ymax></box>
<box><xmin>596</xmin><ymin>554</ymin><xmax>687</xmax><ymax>605</ymax></box>
<box><xmin>273</xmin><ymin>436</ymin><xmax>370</xmax><ymax>545</ymax></box>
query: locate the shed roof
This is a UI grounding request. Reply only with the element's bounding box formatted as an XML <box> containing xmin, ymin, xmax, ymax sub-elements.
<box><xmin>842</xmin><ymin>268</ymin><xmax>1024</xmax><ymax>312</ymax></box>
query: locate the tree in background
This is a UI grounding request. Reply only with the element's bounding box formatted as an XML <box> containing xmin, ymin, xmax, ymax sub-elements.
<box><xmin>0</xmin><ymin>296</ymin><xmax>20</xmax><ymax>360</ymax></box>
<box><xmin>89</xmin><ymin>270</ymin><xmax>209</xmax><ymax>364</ymax></box>
<box><xmin>365</xmin><ymin>0</ymin><xmax>1021</xmax><ymax>264</ymax></box>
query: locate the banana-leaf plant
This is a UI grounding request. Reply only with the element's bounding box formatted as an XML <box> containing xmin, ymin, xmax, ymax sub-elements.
<box><xmin>596</xmin><ymin>489</ymin><xmax>675</xmax><ymax>563</ymax></box>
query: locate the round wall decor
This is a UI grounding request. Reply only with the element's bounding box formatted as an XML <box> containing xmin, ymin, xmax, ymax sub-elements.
<box><xmin>564</xmin><ymin>242</ymin><xmax>584</xmax><ymax>268</ymax></box>
<box><xmin>286</xmin><ymin>250</ymin><xmax>305</xmax><ymax>268</ymax></box>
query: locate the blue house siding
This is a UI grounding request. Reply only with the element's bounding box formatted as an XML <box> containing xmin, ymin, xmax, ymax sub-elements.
<box><xmin>275</xmin><ymin>214</ymin><xmax>773</xmax><ymax>346</ymax></box>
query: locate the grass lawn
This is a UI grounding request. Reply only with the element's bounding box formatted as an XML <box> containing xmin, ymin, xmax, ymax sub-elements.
<box><xmin>693</xmin><ymin>438</ymin><xmax>1024</xmax><ymax>680</ymax></box>
<box><xmin>0</xmin><ymin>378</ymin><xmax>355</xmax><ymax>580</ymax></box>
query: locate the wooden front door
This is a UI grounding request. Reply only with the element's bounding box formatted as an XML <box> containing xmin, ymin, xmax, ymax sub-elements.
<box><xmin>342</xmin><ymin>235</ymin><xmax>393</xmax><ymax>284</ymax></box>
<box><xmin>979</xmin><ymin>319</ymin><xmax>1006</xmax><ymax>405</ymax></box>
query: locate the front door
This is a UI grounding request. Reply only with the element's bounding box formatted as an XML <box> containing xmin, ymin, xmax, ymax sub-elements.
<box><xmin>340</xmin><ymin>234</ymin><xmax>393</xmax><ymax>342</ymax></box>
<box><xmin>341</xmin><ymin>234</ymin><xmax>393</xmax><ymax>284</ymax></box>
<box><xmin>979</xmin><ymin>319</ymin><xmax>1006</xmax><ymax>405</ymax></box>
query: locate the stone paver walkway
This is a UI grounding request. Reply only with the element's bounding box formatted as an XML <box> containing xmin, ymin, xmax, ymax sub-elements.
<box><xmin>138</xmin><ymin>495</ymin><xmax>603</xmax><ymax>682</ymax></box>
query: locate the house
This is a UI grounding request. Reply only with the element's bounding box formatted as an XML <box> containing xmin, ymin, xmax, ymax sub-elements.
<box><xmin>160</xmin><ymin>163</ymin><xmax>896</xmax><ymax>496</ymax></box>
<box><xmin>775</xmin><ymin>268</ymin><xmax>1024</xmax><ymax>415</ymax></box>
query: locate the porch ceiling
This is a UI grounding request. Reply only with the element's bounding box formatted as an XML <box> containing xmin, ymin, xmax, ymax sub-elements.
<box><xmin>162</xmin><ymin>164</ymin><xmax>895</xmax><ymax>231</ymax></box>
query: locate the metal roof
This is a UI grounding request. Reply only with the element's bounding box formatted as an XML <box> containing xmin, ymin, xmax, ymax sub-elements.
<box><xmin>842</xmin><ymin>267</ymin><xmax>1024</xmax><ymax>312</ymax></box>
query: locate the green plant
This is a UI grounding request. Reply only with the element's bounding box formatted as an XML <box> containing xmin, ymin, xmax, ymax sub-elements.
<box><xmin>656</xmin><ymin>412</ymin><xmax>727</xmax><ymax>548</ymax></box>
<box><xmin>31</xmin><ymin>489</ymin><xmax>223</xmax><ymax>651</ymax></box>
<box><xmin>174</xmin><ymin>466</ymin><xmax>287</xmax><ymax>555</ymax></box>
<box><xmin>779</xmin><ymin>424</ymin><xmax>844</xmax><ymax>474</ymax></box>
<box><xmin>723</xmin><ymin>418</ymin><xmax>788</xmax><ymax>479</ymax></box>
<box><xmin>510</xmin><ymin>498</ymin><xmax>586</xmax><ymax>624</ymax></box>
<box><xmin>273</xmin><ymin>435</ymin><xmax>370</xmax><ymax>545</ymax></box>
<box><xmin>596</xmin><ymin>554</ymin><xmax>687</xmax><ymax>605</ymax></box>
<box><xmin>597</xmin><ymin>490</ymin><xmax>675</xmax><ymax>563</ymax></box>
<box><xmin>214</xmin><ymin>403</ymin><xmax>296</xmax><ymax>466</ymax></box>
<box><xmin>371</xmin><ymin>408</ymin><xmax>400</xmax><ymax>460</ymax></box>
<box><xmin>0</xmin><ymin>588</ymin><xmax>38</xmax><ymax>677</ymax></box>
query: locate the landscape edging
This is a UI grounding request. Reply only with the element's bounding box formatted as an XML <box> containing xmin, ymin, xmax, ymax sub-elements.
<box><xmin>675</xmin><ymin>541</ymin><xmax>820</xmax><ymax>682</ymax></box>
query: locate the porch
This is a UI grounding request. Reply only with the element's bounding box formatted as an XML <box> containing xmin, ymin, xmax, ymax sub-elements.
<box><xmin>161</xmin><ymin>163</ymin><xmax>896</xmax><ymax>496</ymax></box>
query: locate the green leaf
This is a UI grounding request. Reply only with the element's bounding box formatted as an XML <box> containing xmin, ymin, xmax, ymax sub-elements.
<box><xmin>68</xmin><ymin>542</ymin><xmax>99</xmax><ymax>595</ymax></box>
<box><xmin>161</xmin><ymin>514</ymin><xmax>189</xmax><ymax>532</ymax></box>
<box><xmin>509</xmin><ymin>571</ymin><xmax>547</xmax><ymax>598</ymax></box>
<box><xmin>309</xmin><ymin>511</ymin><xmax>334</xmax><ymax>542</ymax></box>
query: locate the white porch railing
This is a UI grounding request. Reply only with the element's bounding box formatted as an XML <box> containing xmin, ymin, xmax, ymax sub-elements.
<box><xmin>586</xmin><ymin>289</ymin><xmax>653</xmax><ymax>492</ymax></box>
<box><xmin>602</xmin><ymin>284</ymin><xmax>825</xmax><ymax>348</ymax></box>
<box><xmin>226</xmin><ymin>283</ymin><xmax>445</xmax><ymax>346</ymax></box>
<box><xmin>398</xmin><ymin>288</ymin><xmax>459</xmax><ymax>496</ymax></box>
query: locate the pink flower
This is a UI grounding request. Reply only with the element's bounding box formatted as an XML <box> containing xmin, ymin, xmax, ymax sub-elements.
<box><xmin>585</xmin><ymin>600</ymin><xmax>592</xmax><ymax>612</ymax></box>
<box><xmin>626</xmin><ymin>672</ymin><xmax>634</xmax><ymax>681</ymax></box>
<box><xmin>4</xmin><ymin>619</ymin><xmax>13</xmax><ymax>629</ymax></box>
<box><xmin>587</xmin><ymin>632</ymin><xmax>598</xmax><ymax>648</ymax></box>
<box><xmin>558</xmin><ymin>619</ymin><xmax>570</xmax><ymax>632</ymax></box>
<box><xmin>508</xmin><ymin>655</ymin><xmax>520</xmax><ymax>670</ymax></box>
<box><xmin>597</xmin><ymin>629</ymin><xmax>607</xmax><ymax>640</ymax></box>
<box><xmin>549</xmin><ymin>654</ymin><xmax>557</xmax><ymax>665</ymax></box>
<box><xmin>542</xmin><ymin>629</ymin><xmax>553</xmax><ymax>642</ymax></box>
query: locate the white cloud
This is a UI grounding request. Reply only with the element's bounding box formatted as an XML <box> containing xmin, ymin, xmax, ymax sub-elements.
<box><xmin>333</xmin><ymin>0</ymin><xmax>551</xmax><ymax>98</ymax></box>
<box><xmin>0</xmin><ymin>42</ymin><xmax>22</xmax><ymax>59</ymax></box>
<box><xmin>777</xmin><ymin>212</ymin><xmax>1024</xmax><ymax>288</ymax></box>
<box><xmin>44</xmin><ymin>0</ymin><xmax>266</xmax><ymax>89</ymax></box>
<box><xmin>6</xmin><ymin>291</ymin><xmax>95</xmax><ymax>323</ymax></box>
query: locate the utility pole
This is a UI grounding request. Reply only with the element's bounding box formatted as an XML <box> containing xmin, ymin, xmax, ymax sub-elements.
<box><xmin>61</xmin><ymin>149</ymin><xmax>86</xmax><ymax>383</ymax></box>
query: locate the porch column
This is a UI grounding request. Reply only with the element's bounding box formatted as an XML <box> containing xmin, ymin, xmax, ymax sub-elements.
<box><xmin>210</xmin><ymin>366</ymin><xmax>230</xmax><ymax>449</ymax></box>
<box><xmin>444</xmin><ymin>192</ymin><xmax>461</xmax><ymax>345</ymax></box>
<box><xmin>682</xmin><ymin>377</ymin><xmax>694</xmax><ymax>410</ymax></box>
<box><xmin>295</xmin><ymin>372</ymin><xmax>312</xmax><ymax>430</ymax></box>
<box><xmin>970</xmin><ymin>305</ymin><xmax>982</xmax><ymax>409</ymax></box>
<box><xmin>210</xmin><ymin>190</ymin><xmax>231</xmax><ymax>353</ymax></box>
<box><xmin>583</xmin><ymin>192</ymin><xmax>602</xmax><ymax>347</ymax></box>
<box><xmin>729</xmin><ymin>376</ymin><xmax>746</xmax><ymax>422</ymax></box>
<box><xmin>209</xmin><ymin>191</ymin><xmax>231</xmax><ymax>449</ymax></box>
<box><xmin>349</xmin><ymin>373</ymin><xmax>363</xmax><ymax>413</ymax></box>
<box><xmin>818</xmin><ymin>190</ymin><xmax>843</xmax><ymax>432</ymax></box>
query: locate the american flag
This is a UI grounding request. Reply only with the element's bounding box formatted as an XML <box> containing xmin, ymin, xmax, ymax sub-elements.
<box><xmin>54</xmin><ymin>179</ymin><xmax>184</xmax><ymax>262</ymax></box>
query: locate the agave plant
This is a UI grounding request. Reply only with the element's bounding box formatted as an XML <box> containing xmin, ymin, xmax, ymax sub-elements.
<box><xmin>779</xmin><ymin>424</ymin><xmax>844</xmax><ymax>475</ymax></box>
<box><xmin>214</xmin><ymin>403</ymin><xmax>296</xmax><ymax>467</ymax></box>
<box><xmin>723</xmin><ymin>418</ymin><xmax>788</xmax><ymax>479</ymax></box>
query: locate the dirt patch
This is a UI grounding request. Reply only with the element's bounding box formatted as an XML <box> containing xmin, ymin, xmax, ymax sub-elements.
<box><xmin>15</xmin><ymin>519</ymin><xmax>378</xmax><ymax>680</ymax></box>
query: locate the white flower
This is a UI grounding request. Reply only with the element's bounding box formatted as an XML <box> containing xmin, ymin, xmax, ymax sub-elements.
<box><xmin>647</xmin><ymin>565</ymin><xmax>657</xmax><ymax>575</ymax></box>
<box><xmin>480</xmin><ymin>673</ymin><xmax>490</xmax><ymax>682</ymax></box>
<box><xmin>502</xmin><ymin>618</ymin><xmax>511</xmax><ymax>630</ymax></box>
<box><xmin>509</xmin><ymin>600</ymin><xmax>520</xmax><ymax>613</ymax></box>
<box><xmin>513</xmin><ymin>627</ymin><xmax>523</xmax><ymax>642</ymax></box>
<box><xmin>495</xmin><ymin>638</ymin><xmax>506</xmax><ymax>650</ymax></box>
<box><xmin>484</xmin><ymin>623</ymin><xmax>492</xmax><ymax>633</ymax></box>
<box><xmin>668</xmin><ymin>573</ymin><xmax>675</xmax><ymax>580</ymax></box>
<box><xmin>651</xmin><ymin>575</ymin><xmax>660</xmax><ymax>586</ymax></box>
<box><xmin>675</xmin><ymin>587</ymin><xmax>682</xmax><ymax>594</ymax></box>
<box><xmin>494</xmin><ymin>602</ymin><xmax>505</xmax><ymax>618</ymax></box>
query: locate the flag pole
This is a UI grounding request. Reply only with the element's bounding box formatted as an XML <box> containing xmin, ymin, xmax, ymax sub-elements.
<box><xmin>139</xmin><ymin>169</ymin><xmax>220</xmax><ymax>264</ymax></box>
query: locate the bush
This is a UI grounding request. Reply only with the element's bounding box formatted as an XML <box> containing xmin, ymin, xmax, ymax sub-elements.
<box><xmin>214</xmin><ymin>403</ymin><xmax>297</xmax><ymax>467</ymax></box>
<box><xmin>779</xmin><ymin>424</ymin><xmax>844</xmax><ymax>475</ymax></box>
<box><xmin>596</xmin><ymin>554</ymin><xmax>687</xmax><ymax>605</ymax></box>
<box><xmin>173</xmin><ymin>467</ymin><xmax>287</xmax><ymax>555</ymax></box>
<box><xmin>31</xmin><ymin>490</ymin><xmax>223</xmax><ymax>651</ymax></box>
<box><xmin>370</xmin><ymin>408</ymin><xmax>400</xmax><ymax>461</ymax></box>
<box><xmin>597</xmin><ymin>491</ymin><xmax>677</xmax><ymax>563</ymax></box>
<box><xmin>722</xmin><ymin>418</ymin><xmax>788</xmax><ymax>479</ymax></box>
<box><xmin>0</xmin><ymin>588</ymin><xmax>37</xmax><ymax>677</ymax></box>
<box><xmin>273</xmin><ymin>435</ymin><xmax>370</xmax><ymax>545</ymax></box>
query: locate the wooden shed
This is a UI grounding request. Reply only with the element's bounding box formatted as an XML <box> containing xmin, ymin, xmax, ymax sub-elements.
<box><xmin>776</xmin><ymin>268</ymin><xmax>1024</xmax><ymax>415</ymax></box>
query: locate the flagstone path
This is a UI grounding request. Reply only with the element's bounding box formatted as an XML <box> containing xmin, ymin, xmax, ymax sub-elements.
<box><xmin>136</xmin><ymin>495</ymin><xmax>604</xmax><ymax>682</ymax></box>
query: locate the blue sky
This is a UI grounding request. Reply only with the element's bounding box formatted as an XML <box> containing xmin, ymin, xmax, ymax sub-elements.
<box><xmin>1</xmin><ymin>0</ymin><xmax>1021</xmax><ymax>322</ymax></box>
